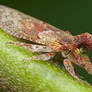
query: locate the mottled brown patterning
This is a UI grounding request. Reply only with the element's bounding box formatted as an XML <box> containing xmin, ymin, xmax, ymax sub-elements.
<box><xmin>0</xmin><ymin>5</ymin><xmax>92</xmax><ymax>80</ymax></box>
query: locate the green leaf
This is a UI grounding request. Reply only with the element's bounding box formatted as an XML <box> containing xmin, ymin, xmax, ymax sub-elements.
<box><xmin>0</xmin><ymin>29</ymin><xmax>92</xmax><ymax>92</ymax></box>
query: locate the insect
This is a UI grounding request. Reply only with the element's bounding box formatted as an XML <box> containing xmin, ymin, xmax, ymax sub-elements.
<box><xmin>0</xmin><ymin>5</ymin><xmax>92</xmax><ymax>79</ymax></box>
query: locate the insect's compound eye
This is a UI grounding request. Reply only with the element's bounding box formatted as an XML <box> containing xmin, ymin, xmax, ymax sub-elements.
<box><xmin>75</xmin><ymin>48</ymin><xmax>80</xmax><ymax>55</ymax></box>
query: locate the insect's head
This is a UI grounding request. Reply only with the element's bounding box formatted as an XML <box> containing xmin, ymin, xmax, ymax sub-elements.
<box><xmin>62</xmin><ymin>46</ymin><xmax>92</xmax><ymax>75</ymax></box>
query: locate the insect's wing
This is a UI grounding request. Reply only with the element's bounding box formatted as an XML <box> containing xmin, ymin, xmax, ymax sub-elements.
<box><xmin>0</xmin><ymin>5</ymin><xmax>75</xmax><ymax>51</ymax></box>
<box><xmin>0</xmin><ymin>5</ymin><xmax>42</xmax><ymax>41</ymax></box>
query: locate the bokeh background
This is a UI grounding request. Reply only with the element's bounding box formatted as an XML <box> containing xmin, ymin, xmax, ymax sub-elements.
<box><xmin>0</xmin><ymin>0</ymin><xmax>92</xmax><ymax>85</ymax></box>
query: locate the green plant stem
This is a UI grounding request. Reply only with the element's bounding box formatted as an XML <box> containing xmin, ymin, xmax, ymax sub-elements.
<box><xmin>0</xmin><ymin>29</ymin><xmax>92</xmax><ymax>92</ymax></box>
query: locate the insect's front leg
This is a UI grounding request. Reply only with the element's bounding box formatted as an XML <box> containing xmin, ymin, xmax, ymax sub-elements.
<box><xmin>63</xmin><ymin>59</ymin><xmax>79</xmax><ymax>80</ymax></box>
<box><xmin>84</xmin><ymin>62</ymin><xmax>92</xmax><ymax>75</ymax></box>
<box><xmin>74</xmin><ymin>32</ymin><xmax>92</xmax><ymax>49</ymax></box>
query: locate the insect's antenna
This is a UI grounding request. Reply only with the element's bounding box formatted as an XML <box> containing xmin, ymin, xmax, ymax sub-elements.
<box><xmin>74</xmin><ymin>32</ymin><xmax>92</xmax><ymax>49</ymax></box>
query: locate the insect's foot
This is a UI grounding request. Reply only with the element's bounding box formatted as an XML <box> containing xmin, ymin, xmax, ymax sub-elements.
<box><xmin>6</xmin><ymin>41</ymin><xmax>15</xmax><ymax>45</ymax></box>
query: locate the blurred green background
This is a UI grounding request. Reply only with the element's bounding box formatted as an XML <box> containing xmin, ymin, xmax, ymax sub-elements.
<box><xmin>0</xmin><ymin>0</ymin><xmax>92</xmax><ymax>85</ymax></box>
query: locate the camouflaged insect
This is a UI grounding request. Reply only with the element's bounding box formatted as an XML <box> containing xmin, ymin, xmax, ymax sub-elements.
<box><xmin>0</xmin><ymin>5</ymin><xmax>92</xmax><ymax>79</ymax></box>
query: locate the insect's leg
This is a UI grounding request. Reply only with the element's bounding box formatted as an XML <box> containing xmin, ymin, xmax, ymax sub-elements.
<box><xmin>23</xmin><ymin>53</ymin><xmax>55</xmax><ymax>61</ymax></box>
<box><xmin>63</xmin><ymin>59</ymin><xmax>79</xmax><ymax>80</ymax></box>
<box><xmin>74</xmin><ymin>32</ymin><xmax>92</xmax><ymax>49</ymax></box>
<box><xmin>7</xmin><ymin>42</ymin><xmax>53</xmax><ymax>52</ymax></box>
<box><xmin>84</xmin><ymin>62</ymin><xmax>92</xmax><ymax>75</ymax></box>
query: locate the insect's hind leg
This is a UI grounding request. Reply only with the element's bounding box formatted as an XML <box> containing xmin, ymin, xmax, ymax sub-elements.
<box><xmin>63</xmin><ymin>59</ymin><xmax>79</xmax><ymax>80</ymax></box>
<box><xmin>7</xmin><ymin>41</ymin><xmax>55</xmax><ymax>61</ymax></box>
<box><xmin>7</xmin><ymin>41</ymin><xmax>53</xmax><ymax>53</ymax></box>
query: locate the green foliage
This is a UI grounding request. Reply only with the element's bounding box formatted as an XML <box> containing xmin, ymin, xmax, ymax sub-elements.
<box><xmin>0</xmin><ymin>29</ymin><xmax>92</xmax><ymax>92</ymax></box>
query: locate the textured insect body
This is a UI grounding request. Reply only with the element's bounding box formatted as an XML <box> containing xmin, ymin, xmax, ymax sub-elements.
<box><xmin>0</xmin><ymin>5</ymin><xmax>92</xmax><ymax>79</ymax></box>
